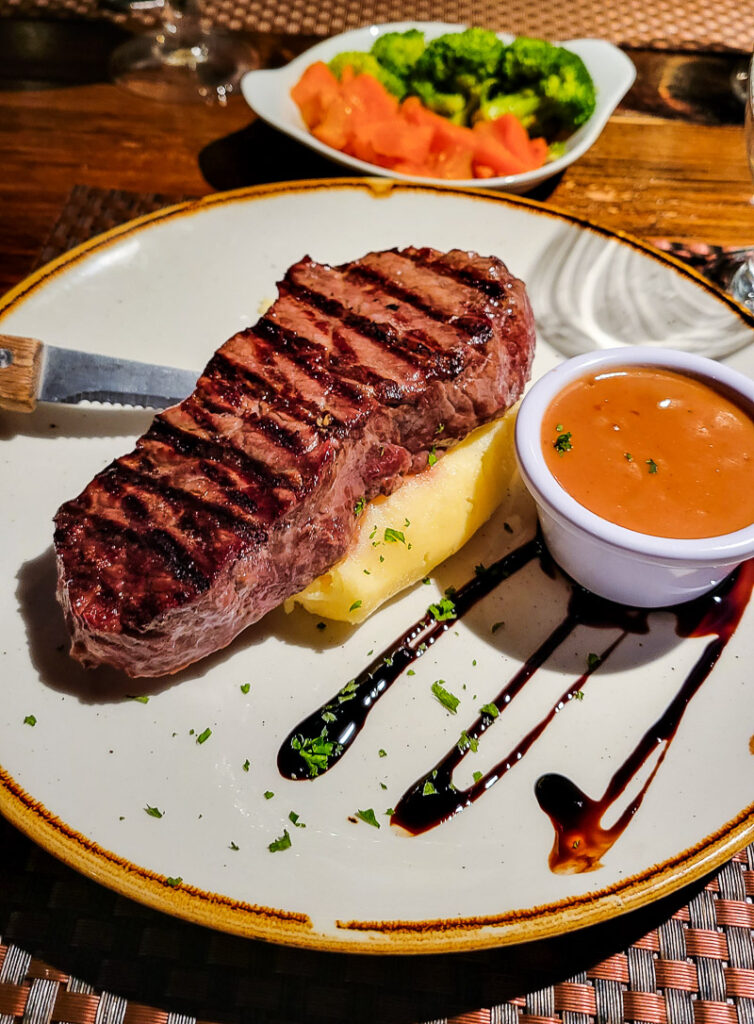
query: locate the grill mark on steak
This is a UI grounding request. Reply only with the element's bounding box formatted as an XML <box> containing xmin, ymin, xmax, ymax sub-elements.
<box><xmin>147</xmin><ymin>413</ymin><xmax>298</xmax><ymax>497</ymax></box>
<box><xmin>401</xmin><ymin>247</ymin><xmax>509</xmax><ymax>300</ymax></box>
<box><xmin>54</xmin><ymin>247</ymin><xmax>536</xmax><ymax>676</ymax></box>
<box><xmin>205</xmin><ymin>351</ymin><xmax>328</xmax><ymax>429</ymax></box>
<box><xmin>343</xmin><ymin>262</ymin><xmax>486</xmax><ymax>332</ymax></box>
<box><xmin>101</xmin><ymin>462</ymin><xmax>267</xmax><ymax>545</ymax></box>
<box><xmin>280</xmin><ymin>279</ymin><xmax>441</xmax><ymax>370</ymax></box>
<box><xmin>85</xmin><ymin>515</ymin><xmax>211</xmax><ymax>595</ymax></box>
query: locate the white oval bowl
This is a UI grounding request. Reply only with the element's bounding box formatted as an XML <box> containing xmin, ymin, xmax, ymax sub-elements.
<box><xmin>514</xmin><ymin>346</ymin><xmax>754</xmax><ymax>606</ymax></box>
<box><xmin>241</xmin><ymin>22</ymin><xmax>636</xmax><ymax>194</ymax></box>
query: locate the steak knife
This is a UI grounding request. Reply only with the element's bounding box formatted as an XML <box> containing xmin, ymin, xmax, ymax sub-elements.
<box><xmin>0</xmin><ymin>334</ymin><xmax>199</xmax><ymax>413</ymax></box>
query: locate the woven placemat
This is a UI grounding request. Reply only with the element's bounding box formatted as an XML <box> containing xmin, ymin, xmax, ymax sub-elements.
<box><xmin>2</xmin><ymin>185</ymin><xmax>754</xmax><ymax>1024</ymax></box>
<box><xmin>0</xmin><ymin>0</ymin><xmax>752</xmax><ymax>54</ymax></box>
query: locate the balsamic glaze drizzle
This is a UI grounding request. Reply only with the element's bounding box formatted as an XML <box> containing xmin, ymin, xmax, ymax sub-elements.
<box><xmin>278</xmin><ymin>536</ymin><xmax>754</xmax><ymax>872</ymax></box>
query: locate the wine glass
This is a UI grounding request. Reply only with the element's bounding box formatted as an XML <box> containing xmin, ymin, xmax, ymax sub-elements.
<box><xmin>729</xmin><ymin>51</ymin><xmax>754</xmax><ymax>309</ymax></box>
<box><xmin>109</xmin><ymin>0</ymin><xmax>257</xmax><ymax>105</ymax></box>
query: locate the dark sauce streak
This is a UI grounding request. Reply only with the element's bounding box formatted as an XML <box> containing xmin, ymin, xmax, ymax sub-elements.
<box><xmin>277</xmin><ymin>538</ymin><xmax>541</xmax><ymax>780</ymax></box>
<box><xmin>536</xmin><ymin>559</ymin><xmax>754</xmax><ymax>873</ymax></box>
<box><xmin>278</xmin><ymin>533</ymin><xmax>754</xmax><ymax>873</ymax></box>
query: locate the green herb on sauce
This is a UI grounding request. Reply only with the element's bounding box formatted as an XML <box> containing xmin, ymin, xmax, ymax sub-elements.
<box><xmin>291</xmin><ymin>729</ymin><xmax>342</xmax><ymax>777</ymax></box>
<box><xmin>587</xmin><ymin>652</ymin><xmax>600</xmax><ymax>670</ymax></box>
<box><xmin>428</xmin><ymin>596</ymin><xmax>456</xmax><ymax>622</ymax></box>
<box><xmin>553</xmin><ymin>431</ymin><xmax>573</xmax><ymax>455</ymax></box>
<box><xmin>624</xmin><ymin>452</ymin><xmax>633</xmax><ymax>462</ymax></box>
<box><xmin>479</xmin><ymin>702</ymin><xmax>499</xmax><ymax>718</ymax></box>
<box><xmin>423</xmin><ymin>779</ymin><xmax>438</xmax><ymax>796</ymax></box>
<box><xmin>458</xmin><ymin>731</ymin><xmax>479</xmax><ymax>754</ymax></box>
<box><xmin>646</xmin><ymin>458</ymin><xmax>658</xmax><ymax>474</ymax></box>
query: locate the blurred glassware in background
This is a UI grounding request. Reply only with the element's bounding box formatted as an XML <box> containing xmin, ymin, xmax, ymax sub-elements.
<box><xmin>729</xmin><ymin>52</ymin><xmax>754</xmax><ymax>310</ymax></box>
<box><xmin>108</xmin><ymin>0</ymin><xmax>256</xmax><ymax>104</ymax></box>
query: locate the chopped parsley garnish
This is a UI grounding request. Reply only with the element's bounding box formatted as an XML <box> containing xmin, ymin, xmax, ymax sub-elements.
<box><xmin>349</xmin><ymin>600</ymin><xmax>362</xmax><ymax>612</ymax></box>
<box><xmin>268</xmin><ymin>829</ymin><xmax>292</xmax><ymax>852</ymax></box>
<box><xmin>128</xmin><ymin>695</ymin><xmax>149</xmax><ymax>703</ymax></box>
<box><xmin>423</xmin><ymin>779</ymin><xmax>438</xmax><ymax>796</ymax></box>
<box><xmin>264</xmin><ymin>791</ymin><xmax>274</xmax><ymax>800</ymax></box>
<box><xmin>474</xmin><ymin>563</ymin><xmax>488</xmax><ymax>577</ymax></box>
<box><xmin>354</xmin><ymin>496</ymin><xmax>366</xmax><ymax>517</ymax></box>
<box><xmin>422</xmin><ymin>577</ymin><xmax>431</xmax><ymax>585</ymax></box>
<box><xmin>431</xmin><ymin>680</ymin><xmax>460</xmax><ymax>713</ymax></box>
<box><xmin>384</xmin><ymin>527</ymin><xmax>405</xmax><ymax>544</ymax></box>
<box><xmin>573</xmin><ymin>690</ymin><xmax>585</xmax><ymax>701</ymax></box>
<box><xmin>356</xmin><ymin>808</ymin><xmax>380</xmax><ymax>828</ymax></box>
<box><xmin>386</xmin><ymin>807</ymin><xmax>395</xmax><ymax>816</ymax></box>
<box><xmin>427</xmin><ymin>446</ymin><xmax>438</xmax><ymax>467</ymax></box>
<box><xmin>457</xmin><ymin>731</ymin><xmax>479</xmax><ymax>754</ymax></box>
<box><xmin>646</xmin><ymin>458</ymin><xmax>658</xmax><ymax>474</ymax></box>
<box><xmin>196</xmin><ymin>727</ymin><xmax>212</xmax><ymax>745</ymax></box>
<box><xmin>428</xmin><ymin>596</ymin><xmax>456</xmax><ymax>622</ymax></box>
<box><xmin>240</xmin><ymin>682</ymin><xmax>250</xmax><ymax>694</ymax></box>
<box><xmin>436</xmin><ymin>423</ymin><xmax>445</xmax><ymax>434</ymax></box>
<box><xmin>407</xmin><ymin>669</ymin><xmax>415</xmax><ymax>676</ymax></box>
<box><xmin>242</xmin><ymin>759</ymin><xmax>250</xmax><ymax>772</ymax></box>
<box><xmin>587</xmin><ymin>652</ymin><xmax>600</xmax><ymax>670</ymax></box>
<box><xmin>479</xmin><ymin>703</ymin><xmax>499</xmax><ymax>718</ymax></box>
<box><xmin>553</xmin><ymin>431</ymin><xmax>573</xmax><ymax>455</ymax></box>
<box><xmin>289</xmin><ymin>811</ymin><xmax>306</xmax><ymax>828</ymax></box>
<box><xmin>23</xmin><ymin>714</ymin><xmax>36</xmax><ymax>726</ymax></box>
<box><xmin>338</xmin><ymin>679</ymin><xmax>358</xmax><ymax>703</ymax></box>
<box><xmin>378</xmin><ymin>748</ymin><xmax>387</xmax><ymax>758</ymax></box>
<box><xmin>473</xmin><ymin>771</ymin><xmax>483</xmax><ymax>783</ymax></box>
<box><xmin>229</xmin><ymin>841</ymin><xmax>239</xmax><ymax>851</ymax></box>
<box><xmin>291</xmin><ymin>728</ymin><xmax>342</xmax><ymax>777</ymax></box>
<box><xmin>321</xmin><ymin>710</ymin><xmax>336</xmax><ymax>723</ymax></box>
<box><xmin>145</xmin><ymin>805</ymin><xmax>163</xmax><ymax>819</ymax></box>
<box><xmin>624</xmin><ymin>452</ymin><xmax>633</xmax><ymax>462</ymax></box>
<box><xmin>165</xmin><ymin>876</ymin><xmax>182</xmax><ymax>887</ymax></box>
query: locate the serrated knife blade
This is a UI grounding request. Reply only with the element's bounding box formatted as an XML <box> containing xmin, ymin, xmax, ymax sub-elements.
<box><xmin>0</xmin><ymin>334</ymin><xmax>199</xmax><ymax>412</ymax></box>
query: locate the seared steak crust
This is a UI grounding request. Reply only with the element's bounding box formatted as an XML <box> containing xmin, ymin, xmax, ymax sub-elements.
<box><xmin>54</xmin><ymin>247</ymin><xmax>536</xmax><ymax>676</ymax></box>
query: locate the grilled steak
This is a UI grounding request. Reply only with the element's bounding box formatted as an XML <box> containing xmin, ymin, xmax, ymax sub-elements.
<box><xmin>54</xmin><ymin>247</ymin><xmax>536</xmax><ymax>677</ymax></box>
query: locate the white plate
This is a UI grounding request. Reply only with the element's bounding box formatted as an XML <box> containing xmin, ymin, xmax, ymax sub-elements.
<box><xmin>241</xmin><ymin>22</ymin><xmax>636</xmax><ymax>194</ymax></box>
<box><xmin>2</xmin><ymin>180</ymin><xmax>754</xmax><ymax>955</ymax></box>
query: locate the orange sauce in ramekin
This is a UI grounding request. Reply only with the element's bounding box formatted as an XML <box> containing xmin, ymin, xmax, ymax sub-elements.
<box><xmin>542</xmin><ymin>365</ymin><xmax>754</xmax><ymax>539</ymax></box>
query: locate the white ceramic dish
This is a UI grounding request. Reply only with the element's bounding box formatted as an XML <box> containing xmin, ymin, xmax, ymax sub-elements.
<box><xmin>240</xmin><ymin>22</ymin><xmax>636</xmax><ymax>194</ymax></box>
<box><xmin>515</xmin><ymin>347</ymin><xmax>754</xmax><ymax>606</ymax></box>
<box><xmin>2</xmin><ymin>181</ymin><xmax>754</xmax><ymax>955</ymax></box>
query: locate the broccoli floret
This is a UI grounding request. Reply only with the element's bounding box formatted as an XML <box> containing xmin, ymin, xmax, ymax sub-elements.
<box><xmin>482</xmin><ymin>37</ymin><xmax>596</xmax><ymax>136</ymax></box>
<box><xmin>370</xmin><ymin>28</ymin><xmax>425</xmax><ymax>81</ymax></box>
<box><xmin>328</xmin><ymin>51</ymin><xmax>407</xmax><ymax>98</ymax></box>
<box><xmin>410</xmin><ymin>79</ymin><xmax>467</xmax><ymax>123</ymax></box>
<box><xmin>412</xmin><ymin>27</ymin><xmax>504</xmax><ymax>94</ymax></box>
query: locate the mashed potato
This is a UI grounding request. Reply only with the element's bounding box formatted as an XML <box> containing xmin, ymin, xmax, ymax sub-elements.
<box><xmin>286</xmin><ymin>406</ymin><xmax>518</xmax><ymax>623</ymax></box>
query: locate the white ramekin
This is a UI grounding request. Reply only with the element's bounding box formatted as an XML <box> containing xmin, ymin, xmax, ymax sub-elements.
<box><xmin>514</xmin><ymin>346</ymin><xmax>754</xmax><ymax>607</ymax></box>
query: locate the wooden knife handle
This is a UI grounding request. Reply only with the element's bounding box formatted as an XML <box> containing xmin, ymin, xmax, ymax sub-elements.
<box><xmin>0</xmin><ymin>334</ymin><xmax>43</xmax><ymax>413</ymax></box>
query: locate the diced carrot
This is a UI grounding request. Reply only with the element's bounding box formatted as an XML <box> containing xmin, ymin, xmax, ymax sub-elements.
<box><xmin>290</xmin><ymin>64</ymin><xmax>548</xmax><ymax>181</ymax></box>
<box><xmin>312</xmin><ymin>93</ymin><xmax>352</xmax><ymax>150</ymax></box>
<box><xmin>290</xmin><ymin>61</ymin><xmax>340</xmax><ymax>129</ymax></box>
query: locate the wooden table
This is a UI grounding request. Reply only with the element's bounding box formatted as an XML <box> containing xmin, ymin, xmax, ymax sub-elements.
<box><xmin>1</xmin><ymin>20</ymin><xmax>754</xmax><ymax>299</ymax></box>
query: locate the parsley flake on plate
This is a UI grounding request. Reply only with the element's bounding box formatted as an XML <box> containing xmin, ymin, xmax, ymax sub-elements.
<box><xmin>145</xmin><ymin>805</ymin><xmax>163</xmax><ymax>819</ymax></box>
<box><xmin>356</xmin><ymin>808</ymin><xmax>380</xmax><ymax>828</ymax></box>
<box><xmin>268</xmin><ymin>829</ymin><xmax>292</xmax><ymax>852</ymax></box>
<box><xmin>196</xmin><ymin>727</ymin><xmax>212</xmax><ymax>745</ymax></box>
<box><xmin>431</xmin><ymin>680</ymin><xmax>460</xmax><ymax>713</ymax></box>
<box><xmin>23</xmin><ymin>714</ymin><xmax>36</xmax><ymax>727</ymax></box>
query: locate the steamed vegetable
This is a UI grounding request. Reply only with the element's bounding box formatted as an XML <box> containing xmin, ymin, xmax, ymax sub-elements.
<box><xmin>290</xmin><ymin>62</ymin><xmax>548</xmax><ymax>179</ymax></box>
<box><xmin>320</xmin><ymin>26</ymin><xmax>596</xmax><ymax>142</ymax></box>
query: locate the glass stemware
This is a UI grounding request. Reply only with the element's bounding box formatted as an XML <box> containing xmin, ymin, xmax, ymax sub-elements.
<box><xmin>109</xmin><ymin>0</ymin><xmax>256</xmax><ymax>105</ymax></box>
<box><xmin>729</xmin><ymin>52</ymin><xmax>754</xmax><ymax>309</ymax></box>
